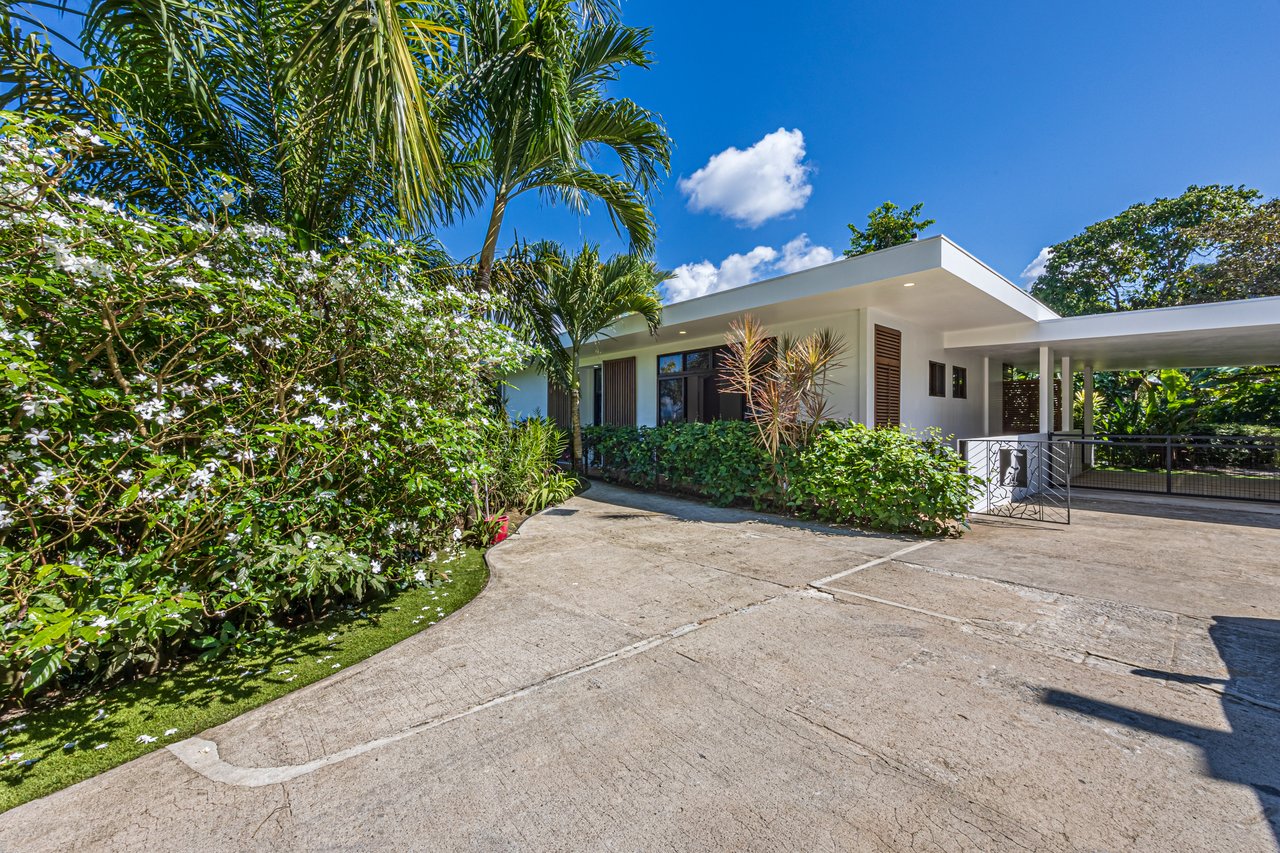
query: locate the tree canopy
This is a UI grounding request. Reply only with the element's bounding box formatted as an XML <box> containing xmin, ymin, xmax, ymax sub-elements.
<box><xmin>843</xmin><ymin>201</ymin><xmax>935</xmax><ymax>257</ymax></box>
<box><xmin>1028</xmin><ymin>184</ymin><xmax>1267</xmax><ymax>316</ymax></box>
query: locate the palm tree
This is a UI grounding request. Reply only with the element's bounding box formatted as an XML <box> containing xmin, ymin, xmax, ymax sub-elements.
<box><xmin>440</xmin><ymin>0</ymin><xmax>670</xmax><ymax>292</ymax></box>
<box><xmin>530</xmin><ymin>244</ymin><xmax>665</xmax><ymax>468</ymax></box>
<box><xmin>2</xmin><ymin>0</ymin><xmax>455</xmax><ymax>243</ymax></box>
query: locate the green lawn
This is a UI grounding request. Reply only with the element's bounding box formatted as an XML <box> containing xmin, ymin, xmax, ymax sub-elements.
<box><xmin>0</xmin><ymin>549</ymin><xmax>489</xmax><ymax>813</ymax></box>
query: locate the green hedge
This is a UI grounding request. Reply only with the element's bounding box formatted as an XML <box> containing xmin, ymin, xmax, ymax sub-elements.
<box><xmin>583</xmin><ymin>421</ymin><xmax>979</xmax><ymax>535</ymax></box>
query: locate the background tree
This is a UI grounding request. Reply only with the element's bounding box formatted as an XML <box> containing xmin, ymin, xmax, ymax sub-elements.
<box><xmin>843</xmin><ymin>201</ymin><xmax>935</xmax><ymax>257</ymax></box>
<box><xmin>526</xmin><ymin>244</ymin><xmax>665</xmax><ymax>468</ymax></box>
<box><xmin>2</xmin><ymin>0</ymin><xmax>456</xmax><ymax>244</ymax></box>
<box><xmin>1186</xmin><ymin>199</ymin><xmax>1280</xmax><ymax>302</ymax></box>
<box><xmin>440</xmin><ymin>0</ymin><xmax>670</xmax><ymax>292</ymax></box>
<box><xmin>1028</xmin><ymin>185</ymin><xmax>1261</xmax><ymax>316</ymax></box>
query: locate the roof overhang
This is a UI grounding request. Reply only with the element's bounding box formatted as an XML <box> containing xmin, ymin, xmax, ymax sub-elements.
<box><xmin>580</xmin><ymin>236</ymin><xmax>1058</xmax><ymax>355</ymax></box>
<box><xmin>945</xmin><ymin>296</ymin><xmax>1280</xmax><ymax>370</ymax></box>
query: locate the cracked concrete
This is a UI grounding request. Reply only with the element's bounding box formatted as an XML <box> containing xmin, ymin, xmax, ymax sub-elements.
<box><xmin>2</xmin><ymin>484</ymin><xmax>1278</xmax><ymax>851</ymax></box>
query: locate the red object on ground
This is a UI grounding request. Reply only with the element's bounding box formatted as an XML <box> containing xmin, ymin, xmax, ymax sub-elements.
<box><xmin>490</xmin><ymin>515</ymin><xmax>510</xmax><ymax>545</ymax></box>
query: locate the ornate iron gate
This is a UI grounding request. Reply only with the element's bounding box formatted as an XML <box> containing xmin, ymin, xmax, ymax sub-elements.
<box><xmin>961</xmin><ymin>437</ymin><xmax>1072</xmax><ymax>524</ymax></box>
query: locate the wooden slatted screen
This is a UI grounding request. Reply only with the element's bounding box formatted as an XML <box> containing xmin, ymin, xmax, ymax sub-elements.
<box><xmin>547</xmin><ymin>382</ymin><xmax>572</xmax><ymax>432</ymax></box>
<box><xmin>602</xmin><ymin>357</ymin><xmax>637</xmax><ymax>425</ymax></box>
<box><xmin>873</xmin><ymin>325</ymin><xmax>902</xmax><ymax>428</ymax></box>
<box><xmin>1001</xmin><ymin>379</ymin><xmax>1061</xmax><ymax>433</ymax></box>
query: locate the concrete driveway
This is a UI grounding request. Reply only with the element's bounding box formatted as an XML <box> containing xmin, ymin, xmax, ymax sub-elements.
<box><xmin>3</xmin><ymin>484</ymin><xmax>1279</xmax><ymax>851</ymax></box>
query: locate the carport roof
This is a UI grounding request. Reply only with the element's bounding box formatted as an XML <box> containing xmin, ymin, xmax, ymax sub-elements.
<box><xmin>944</xmin><ymin>296</ymin><xmax>1280</xmax><ymax>371</ymax></box>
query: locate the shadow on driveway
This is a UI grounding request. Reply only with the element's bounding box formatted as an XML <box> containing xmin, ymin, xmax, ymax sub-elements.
<box><xmin>1043</xmin><ymin>616</ymin><xmax>1280</xmax><ymax>848</ymax></box>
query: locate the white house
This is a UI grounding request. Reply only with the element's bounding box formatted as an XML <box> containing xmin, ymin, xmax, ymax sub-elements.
<box><xmin>504</xmin><ymin>236</ymin><xmax>1280</xmax><ymax>453</ymax></box>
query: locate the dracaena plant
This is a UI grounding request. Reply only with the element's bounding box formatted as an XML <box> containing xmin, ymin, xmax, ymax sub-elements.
<box><xmin>718</xmin><ymin>314</ymin><xmax>848</xmax><ymax>485</ymax></box>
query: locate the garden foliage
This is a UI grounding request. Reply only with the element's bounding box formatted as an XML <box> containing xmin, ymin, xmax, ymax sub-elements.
<box><xmin>583</xmin><ymin>421</ymin><xmax>978</xmax><ymax>535</ymax></box>
<box><xmin>0</xmin><ymin>115</ymin><xmax>532</xmax><ymax>699</ymax></box>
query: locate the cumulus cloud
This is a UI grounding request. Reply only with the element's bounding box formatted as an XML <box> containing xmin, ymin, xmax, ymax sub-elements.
<box><xmin>663</xmin><ymin>234</ymin><xmax>835</xmax><ymax>303</ymax></box>
<box><xmin>776</xmin><ymin>234</ymin><xmax>835</xmax><ymax>274</ymax></box>
<box><xmin>1020</xmin><ymin>246</ymin><xmax>1052</xmax><ymax>285</ymax></box>
<box><xmin>678</xmin><ymin>128</ymin><xmax>814</xmax><ymax>227</ymax></box>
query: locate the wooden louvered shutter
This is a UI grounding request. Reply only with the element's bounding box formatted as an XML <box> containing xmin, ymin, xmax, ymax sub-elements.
<box><xmin>602</xmin><ymin>357</ymin><xmax>636</xmax><ymax>426</ymax></box>
<box><xmin>547</xmin><ymin>382</ymin><xmax>572</xmax><ymax>432</ymax></box>
<box><xmin>873</xmin><ymin>325</ymin><xmax>901</xmax><ymax>428</ymax></box>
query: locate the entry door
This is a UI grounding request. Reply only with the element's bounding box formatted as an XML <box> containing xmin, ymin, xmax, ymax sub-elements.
<box><xmin>874</xmin><ymin>324</ymin><xmax>902</xmax><ymax>428</ymax></box>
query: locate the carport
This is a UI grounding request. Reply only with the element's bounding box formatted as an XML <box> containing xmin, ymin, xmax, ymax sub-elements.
<box><xmin>948</xmin><ymin>296</ymin><xmax>1280</xmax><ymax>505</ymax></box>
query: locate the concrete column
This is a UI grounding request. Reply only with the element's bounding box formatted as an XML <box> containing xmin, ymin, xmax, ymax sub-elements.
<box><xmin>1060</xmin><ymin>355</ymin><xmax>1072</xmax><ymax>432</ymax></box>
<box><xmin>981</xmin><ymin>356</ymin><xmax>990</xmax><ymax>435</ymax></box>
<box><xmin>1082</xmin><ymin>364</ymin><xmax>1094</xmax><ymax>436</ymax></box>
<box><xmin>1038</xmin><ymin>346</ymin><xmax>1055</xmax><ymax>434</ymax></box>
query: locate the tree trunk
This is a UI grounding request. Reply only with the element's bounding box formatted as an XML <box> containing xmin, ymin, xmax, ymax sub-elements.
<box><xmin>476</xmin><ymin>192</ymin><xmax>508</xmax><ymax>295</ymax></box>
<box><xmin>569</xmin><ymin>355</ymin><xmax>583</xmax><ymax>473</ymax></box>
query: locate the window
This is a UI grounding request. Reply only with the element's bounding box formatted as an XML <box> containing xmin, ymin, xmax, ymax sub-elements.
<box><xmin>655</xmin><ymin>347</ymin><xmax>745</xmax><ymax>425</ymax></box>
<box><xmin>928</xmin><ymin>361</ymin><xmax>947</xmax><ymax>397</ymax></box>
<box><xmin>952</xmin><ymin>365</ymin><xmax>968</xmax><ymax>399</ymax></box>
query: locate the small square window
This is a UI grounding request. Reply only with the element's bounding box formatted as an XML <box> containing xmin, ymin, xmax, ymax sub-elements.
<box><xmin>658</xmin><ymin>354</ymin><xmax>682</xmax><ymax>375</ymax></box>
<box><xmin>928</xmin><ymin>361</ymin><xmax>947</xmax><ymax>397</ymax></box>
<box><xmin>952</xmin><ymin>366</ymin><xmax>968</xmax><ymax>399</ymax></box>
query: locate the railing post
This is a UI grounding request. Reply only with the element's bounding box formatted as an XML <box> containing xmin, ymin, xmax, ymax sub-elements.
<box><xmin>1165</xmin><ymin>436</ymin><xmax>1173</xmax><ymax>495</ymax></box>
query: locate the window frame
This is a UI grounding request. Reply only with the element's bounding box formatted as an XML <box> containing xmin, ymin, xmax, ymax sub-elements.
<box><xmin>928</xmin><ymin>360</ymin><xmax>947</xmax><ymax>398</ymax></box>
<box><xmin>952</xmin><ymin>365</ymin><xmax>968</xmax><ymax>399</ymax></box>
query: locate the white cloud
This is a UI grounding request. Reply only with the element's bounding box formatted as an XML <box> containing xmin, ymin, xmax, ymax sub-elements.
<box><xmin>663</xmin><ymin>234</ymin><xmax>835</xmax><ymax>303</ymax></box>
<box><xmin>1020</xmin><ymin>246</ymin><xmax>1052</xmax><ymax>285</ymax></box>
<box><xmin>776</xmin><ymin>234</ymin><xmax>835</xmax><ymax>274</ymax></box>
<box><xmin>678</xmin><ymin>128</ymin><xmax>814</xmax><ymax>227</ymax></box>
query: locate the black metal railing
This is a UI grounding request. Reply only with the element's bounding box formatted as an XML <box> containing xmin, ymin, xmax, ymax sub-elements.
<box><xmin>1050</xmin><ymin>433</ymin><xmax>1280</xmax><ymax>503</ymax></box>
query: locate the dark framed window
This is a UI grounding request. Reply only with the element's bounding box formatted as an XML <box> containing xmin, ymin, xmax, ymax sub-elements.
<box><xmin>952</xmin><ymin>365</ymin><xmax>967</xmax><ymax>399</ymax></box>
<box><xmin>656</xmin><ymin>347</ymin><xmax>745</xmax><ymax>425</ymax></box>
<box><xmin>928</xmin><ymin>361</ymin><xmax>947</xmax><ymax>397</ymax></box>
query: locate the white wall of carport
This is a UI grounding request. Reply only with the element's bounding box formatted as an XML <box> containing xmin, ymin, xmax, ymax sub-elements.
<box><xmin>861</xmin><ymin>307</ymin><xmax>987</xmax><ymax>440</ymax></box>
<box><xmin>571</xmin><ymin>309</ymin><xmax>865</xmax><ymax>427</ymax></box>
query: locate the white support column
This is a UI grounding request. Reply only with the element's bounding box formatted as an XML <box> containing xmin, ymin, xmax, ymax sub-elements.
<box><xmin>981</xmin><ymin>356</ymin><xmax>991</xmax><ymax>435</ymax></box>
<box><xmin>1060</xmin><ymin>355</ymin><xmax>1072</xmax><ymax>432</ymax></box>
<box><xmin>1082</xmin><ymin>364</ymin><xmax>1095</xmax><ymax>467</ymax></box>
<box><xmin>1082</xmin><ymin>364</ymin><xmax>1094</xmax><ymax>436</ymax></box>
<box><xmin>1038</xmin><ymin>346</ymin><xmax>1055</xmax><ymax>434</ymax></box>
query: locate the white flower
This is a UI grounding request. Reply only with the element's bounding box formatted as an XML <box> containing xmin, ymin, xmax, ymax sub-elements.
<box><xmin>370</xmin><ymin>560</ymin><xmax>382</xmax><ymax>575</ymax></box>
<box><xmin>94</xmin><ymin>743</ymin><xmax>109</xmax><ymax>750</ymax></box>
<box><xmin>413</xmin><ymin>568</ymin><xmax>427</xmax><ymax>584</ymax></box>
<box><xmin>164</xmin><ymin>728</ymin><xmax>178</xmax><ymax>736</ymax></box>
<box><xmin>136</xmin><ymin>734</ymin><xmax>157</xmax><ymax>744</ymax></box>
<box><xmin>90</xmin><ymin>615</ymin><xmax>114</xmax><ymax>629</ymax></box>
<box><xmin>218</xmin><ymin>190</ymin><xmax>235</xmax><ymax>207</ymax></box>
<box><xmin>24</xmin><ymin>428</ymin><xmax>49</xmax><ymax>446</ymax></box>
<box><xmin>452</xmin><ymin>527</ymin><xmax>463</xmax><ymax>542</ymax></box>
<box><xmin>117</xmin><ymin>468</ymin><xmax>135</xmax><ymax>483</ymax></box>
<box><xmin>0</xmin><ymin>504</ymin><xmax>11</xmax><ymax>529</ymax></box>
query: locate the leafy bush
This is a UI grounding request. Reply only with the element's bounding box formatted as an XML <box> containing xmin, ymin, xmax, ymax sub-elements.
<box><xmin>585</xmin><ymin>421</ymin><xmax>978</xmax><ymax>535</ymax></box>
<box><xmin>0</xmin><ymin>116</ymin><xmax>528</xmax><ymax>699</ymax></box>
<box><xmin>584</xmin><ymin>421</ymin><xmax>776</xmax><ymax>507</ymax></box>
<box><xmin>788</xmin><ymin>424</ymin><xmax>980</xmax><ymax>536</ymax></box>
<box><xmin>480</xmin><ymin>417</ymin><xmax>578</xmax><ymax>514</ymax></box>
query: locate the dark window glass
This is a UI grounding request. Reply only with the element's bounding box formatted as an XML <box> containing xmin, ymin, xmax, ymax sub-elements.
<box><xmin>683</xmin><ymin>350</ymin><xmax>712</xmax><ymax>372</ymax></box>
<box><xmin>658</xmin><ymin>377</ymin><xmax>685</xmax><ymax>424</ymax></box>
<box><xmin>952</xmin><ymin>365</ymin><xmax>968</xmax><ymax>399</ymax></box>
<box><xmin>929</xmin><ymin>361</ymin><xmax>947</xmax><ymax>397</ymax></box>
<box><xmin>658</xmin><ymin>355</ymin><xmax>682</xmax><ymax>375</ymax></box>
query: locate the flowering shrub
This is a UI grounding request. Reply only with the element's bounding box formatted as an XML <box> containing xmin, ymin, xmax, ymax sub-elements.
<box><xmin>0</xmin><ymin>114</ymin><xmax>528</xmax><ymax>698</ymax></box>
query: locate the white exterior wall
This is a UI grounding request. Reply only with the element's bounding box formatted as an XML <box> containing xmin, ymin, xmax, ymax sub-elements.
<box><xmin>862</xmin><ymin>307</ymin><xmax>987</xmax><ymax>440</ymax></box>
<box><xmin>574</xmin><ymin>309</ymin><xmax>864</xmax><ymax>427</ymax></box>
<box><xmin>503</xmin><ymin>367</ymin><xmax>549</xmax><ymax>420</ymax></box>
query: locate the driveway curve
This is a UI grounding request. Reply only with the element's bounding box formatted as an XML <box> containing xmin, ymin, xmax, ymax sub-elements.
<box><xmin>2</xmin><ymin>483</ymin><xmax>1278</xmax><ymax>851</ymax></box>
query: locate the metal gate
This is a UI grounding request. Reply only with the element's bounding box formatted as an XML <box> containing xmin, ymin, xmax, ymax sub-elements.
<box><xmin>961</xmin><ymin>437</ymin><xmax>1072</xmax><ymax>524</ymax></box>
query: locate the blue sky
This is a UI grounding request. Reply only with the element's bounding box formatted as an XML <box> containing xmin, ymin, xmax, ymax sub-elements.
<box><xmin>438</xmin><ymin>0</ymin><xmax>1280</xmax><ymax>302</ymax></box>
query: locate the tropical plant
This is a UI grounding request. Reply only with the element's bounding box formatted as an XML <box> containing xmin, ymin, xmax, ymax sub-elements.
<box><xmin>479</xmin><ymin>416</ymin><xmax>576</xmax><ymax>513</ymax></box>
<box><xmin>844</xmin><ymin>201</ymin><xmax>935</xmax><ymax>257</ymax></box>
<box><xmin>525</xmin><ymin>244</ymin><xmax>665</xmax><ymax>469</ymax></box>
<box><xmin>1</xmin><ymin>0</ymin><xmax>456</xmax><ymax>243</ymax></box>
<box><xmin>718</xmin><ymin>314</ymin><xmax>848</xmax><ymax>478</ymax></box>
<box><xmin>439</xmin><ymin>0</ymin><xmax>671</xmax><ymax>292</ymax></box>
<box><xmin>0</xmin><ymin>116</ymin><xmax>527</xmax><ymax>699</ymax></box>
